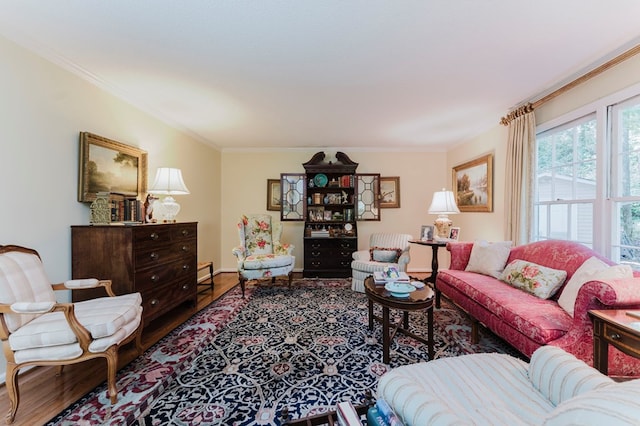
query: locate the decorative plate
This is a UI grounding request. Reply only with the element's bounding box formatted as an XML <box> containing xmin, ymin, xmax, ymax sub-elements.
<box><xmin>384</xmin><ymin>282</ymin><xmax>416</xmax><ymax>298</ymax></box>
<box><xmin>344</xmin><ymin>223</ymin><xmax>353</xmax><ymax>231</ymax></box>
<box><xmin>314</xmin><ymin>173</ymin><xmax>328</xmax><ymax>187</ymax></box>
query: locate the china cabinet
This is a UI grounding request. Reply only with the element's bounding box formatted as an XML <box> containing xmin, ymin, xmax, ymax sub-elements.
<box><xmin>281</xmin><ymin>152</ymin><xmax>379</xmax><ymax>278</ymax></box>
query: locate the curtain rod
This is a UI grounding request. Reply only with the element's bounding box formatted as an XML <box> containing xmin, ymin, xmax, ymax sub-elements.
<box><xmin>501</xmin><ymin>43</ymin><xmax>640</xmax><ymax>126</ymax></box>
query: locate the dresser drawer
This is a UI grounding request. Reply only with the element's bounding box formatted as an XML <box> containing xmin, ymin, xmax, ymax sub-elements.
<box><xmin>134</xmin><ymin>257</ymin><xmax>196</xmax><ymax>291</ymax></box>
<box><xmin>141</xmin><ymin>278</ymin><xmax>196</xmax><ymax>322</ymax></box>
<box><xmin>603</xmin><ymin>323</ymin><xmax>640</xmax><ymax>357</ymax></box>
<box><xmin>171</xmin><ymin>223</ymin><xmax>197</xmax><ymax>240</ymax></box>
<box><xmin>134</xmin><ymin>239</ymin><xmax>197</xmax><ymax>269</ymax></box>
<box><xmin>133</xmin><ymin>226</ymin><xmax>172</xmax><ymax>244</ymax></box>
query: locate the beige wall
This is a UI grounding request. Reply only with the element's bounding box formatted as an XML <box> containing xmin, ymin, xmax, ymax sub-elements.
<box><xmin>0</xmin><ymin>36</ymin><xmax>221</xmax><ymax>379</ymax></box>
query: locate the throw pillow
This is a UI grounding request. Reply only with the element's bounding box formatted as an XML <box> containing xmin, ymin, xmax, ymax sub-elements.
<box><xmin>557</xmin><ymin>257</ymin><xmax>633</xmax><ymax>317</ymax></box>
<box><xmin>370</xmin><ymin>247</ymin><xmax>402</xmax><ymax>263</ymax></box>
<box><xmin>500</xmin><ymin>260</ymin><xmax>567</xmax><ymax>299</ymax></box>
<box><xmin>465</xmin><ymin>240</ymin><xmax>513</xmax><ymax>278</ymax></box>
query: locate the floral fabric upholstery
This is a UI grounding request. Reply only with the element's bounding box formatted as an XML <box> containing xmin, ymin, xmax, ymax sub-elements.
<box><xmin>438</xmin><ymin>240</ymin><xmax>640</xmax><ymax>376</ymax></box>
<box><xmin>232</xmin><ymin>214</ymin><xmax>295</xmax><ymax>296</ymax></box>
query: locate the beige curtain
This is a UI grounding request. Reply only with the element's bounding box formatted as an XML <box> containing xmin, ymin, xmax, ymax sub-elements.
<box><xmin>503</xmin><ymin>105</ymin><xmax>535</xmax><ymax>245</ymax></box>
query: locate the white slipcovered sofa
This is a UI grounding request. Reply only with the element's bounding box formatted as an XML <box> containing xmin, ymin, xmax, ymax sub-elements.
<box><xmin>377</xmin><ymin>346</ymin><xmax>640</xmax><ymax>425</ymax></box>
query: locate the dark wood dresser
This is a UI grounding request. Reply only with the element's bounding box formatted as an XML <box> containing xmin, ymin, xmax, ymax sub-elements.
<box><xmin>71</xmin><ymin>222</ymin><xmax>198</xmax><ymax>327</ymax></box>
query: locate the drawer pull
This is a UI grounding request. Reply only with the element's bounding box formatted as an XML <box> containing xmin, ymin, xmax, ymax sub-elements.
<box><xmin>181</xmin><ymin>245</ymin><xmax>189</xmax><ymax>252</ymax></box>
<box><xmin>150</xmin><ymin>232</ymin><xmax>159</xmax><ymax>240</ymax></box>
<box><xmin>150</xmin><ymin>299</ymin><xmax>159</xmax><ymax>306</ymax></box>
<box><xmin>150</xmin><ymin>274</ymin><xmax>160</xmax><ymax>282</ymax></box>
<box><xmin>182</xmin><ymin>264</ymin><xmax>190</xmax><ymax>271</ymax></box>
<box><xmin>311</xmin><ymin>251</ymin><xmax>321</xmax><ymax>257</ymax></box>
<box><xmin>610</xmin><ymin>333</ymin><xmax>621</xmax><ymax>341</ymax></box>
<box><xmin>182</xmin><ymin>284</ymin><xmax>190</xmax><ymax>290</ymax></box>
<box><xmin>311</xmin><ymin>261</ymin><xmax>321</xmax><ymax>267</ymax></box>
<box><xmin>312</xmin><ymin>243</ymin><xmax>321</xmax><ymax>249</ymax></box>
<box><xmin>149</xmin><ymin>252</ymin><xmax>159</xmax><ymax>260</ymax></box>
<box><xmin>181</xmin><ymin>229</ymin><xmax>190</xmax><ymax>236</ymax></box>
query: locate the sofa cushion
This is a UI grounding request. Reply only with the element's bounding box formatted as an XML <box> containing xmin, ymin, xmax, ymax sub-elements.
<box><xmin>465</xmin><ymin>240</ymin><xmax>512</xmax><ymax>278</ymax></box>
<box><xmin>438</xmin><ymin>270</ymin><xmax>571</xmax><ymax>345</ymax></box>
<box><xmin>378</xmin><ymin>352</ymin><xmax>553</xmax><ymax>426</ymax></box>
<box><xmin>500</xmin><ymin>260</ymin><xmax>567</xmax><ymax>299</ymax></box>
<box><xmin>543</xmin><ymin>379</ymin><xmax>640</xmax><ymax>425</ymax></box>
<box><xmin>369</xmin><ymin>247</ymin><xmax>402</xmax><ymax>263</ymax></box>
<box><xmin>557</xmin><ymin>256</ymin><xmax>633</xmax><ymax>316</ymax></box>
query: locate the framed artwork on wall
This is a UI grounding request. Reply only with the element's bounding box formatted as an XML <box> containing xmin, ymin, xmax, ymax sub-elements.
<box><xmin>78</xmin><ymin>132</ymin><xmax>147</xmax><ymax>203</ymax></box>
<box><xmin>452</xmin><ymin>153</ymin><xmax>493</xmax><ymax>212</ymax></box>
<box><xmin>267</xmin><ymin>179</ymin><xmax>281</xmax><ymax>211</ymax></box>
<box><xmin>380</xmin><ymin>176</ymin><xmax>400</xmax><ymax>208</ymax></box>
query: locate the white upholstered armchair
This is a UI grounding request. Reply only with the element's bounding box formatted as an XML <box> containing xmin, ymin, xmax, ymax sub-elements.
<box><xmin>0</xmin><ymin>245</ymin><xmax>143</xmax><ymax>424</ymax></box>
<box><xmin>351</xmin><ymin>233</ymin><xmax>413</xmax><ymax>292</ymax></box>
<box><xmin>232</xmin><ymin>214</ymin><xmax>295</xmax><ymax>297</ymax></box>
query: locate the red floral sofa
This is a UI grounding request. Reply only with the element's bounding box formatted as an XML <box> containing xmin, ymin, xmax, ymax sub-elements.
<box><xmin>436</xmin><ymin>239</ymin><xmax>640</xmax><ymax>376</ymax></box>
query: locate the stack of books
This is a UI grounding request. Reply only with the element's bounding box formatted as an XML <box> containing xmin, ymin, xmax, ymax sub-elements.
<box><xmin>336</xmin><ymin>401</ymin><xmax>362</xmax><ymax>425</ymax></box>
<box><xmin>373</xmin><ymin>271</ymin><xmax>410</xmax><ymax>284</ymax></box>
<box><xmin>367</xmin><ymin>398</ymin><xmax>404</xmax><ymax>425</ymax></box>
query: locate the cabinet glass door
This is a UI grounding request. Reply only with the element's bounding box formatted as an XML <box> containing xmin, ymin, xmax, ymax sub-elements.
<box><xmin>281</xmin><ymin>173</ymin><xmax>305</xmax><ymax>221</ymax></box>
<box><xmin>356</xmin><ymin>174</ymin><xmax>380</xmax><ymax>221</ymax></box>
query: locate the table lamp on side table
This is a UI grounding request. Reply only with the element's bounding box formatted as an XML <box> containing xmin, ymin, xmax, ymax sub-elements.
<box><xmin>428</xmin><ymin>188</ymin><xmax>460</xmax><ymax>240</ymax></box>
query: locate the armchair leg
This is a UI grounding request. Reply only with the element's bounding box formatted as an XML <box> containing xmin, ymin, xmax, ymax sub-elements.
<box><xmin>134</xmin><ymin>321</ymin><xmax>144</xmax><ymax>355</ymax></box>
<box><xmin>105</xmin><ymin>347</ymin><xmax>119</xmax><ymax>404</ymax></box>
<box><xmin>5</xmin><ymin>363</ymin><xmax>18</xmax><ymax>425</ymax></box>
<box><xmin>55</xmin><ymin>365</ymin><xmax>64</xmax><ymax>376</ymax></box>
<box><xmin>287</xmin><ymin>271</ymin><xmax>293</xmax><ymax>289</ymax></box>
<box><xmin>239</xmin><ymin>276</ymin><xmax>247</xmax><ymax>298</ymax></box>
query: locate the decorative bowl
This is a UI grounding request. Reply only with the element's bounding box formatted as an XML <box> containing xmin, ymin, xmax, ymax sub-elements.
<box><xmin>384</xmin><ymin>282</ymin><xmax>416</xmax><ymax>298</ymax></box>
<box><xmin>314</xmin><ymin>173</ymin><xmax>328</xmax><ymax>187</ymax></box>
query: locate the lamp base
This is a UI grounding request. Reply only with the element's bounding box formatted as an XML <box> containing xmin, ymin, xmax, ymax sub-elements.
<box><xmin>434</xmin><ymin>214</ymin><xmax>452</xmax><ymax>240</ymax></box>
<box><xmin>154</xmin><ymin>196</ymin><xmax>181</xmax><ymax>223</ymax></box>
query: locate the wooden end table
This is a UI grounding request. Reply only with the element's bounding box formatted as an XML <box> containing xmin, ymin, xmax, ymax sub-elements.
<box><xmin>364</xmin><ymin>276</ymin><xmax>435</xmax><ymax>363</ymax></box>
<box><xmin>589</xmin><ymin>309</ymin><xmax>640</xmax><ymax>375</ymax></box>
<box><xmin>409</xmin><ymin>239</ymin><xmax>447</xmax><ymax>308</ymax></box>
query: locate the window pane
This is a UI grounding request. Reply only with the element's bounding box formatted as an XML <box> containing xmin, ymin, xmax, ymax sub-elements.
<box><xmin>549</xmin><ymin>204</ymin><xmax>568</xmax><ymax>239</ymax></box>
<box><xmin>535</xmin><ymin>205</ymin><xmax>548</xmax><ymax>238</ymax></box>
<box><xmin>574</xmin><ymin>203</ymin><xmax>593</xmax><ymax>244</ymax></box>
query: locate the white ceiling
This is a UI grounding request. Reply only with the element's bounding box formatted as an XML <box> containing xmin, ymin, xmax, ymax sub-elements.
<box><xmin>2</xmin><ymin>1</ymin><xmax>640</xmax><ymax>151</ymax></box>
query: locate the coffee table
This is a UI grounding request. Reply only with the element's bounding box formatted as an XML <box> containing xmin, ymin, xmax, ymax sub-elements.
<box><xmin>364</xmin><ymin>276</ymin><xmax>435</xmax><ymax>363</ymax></box>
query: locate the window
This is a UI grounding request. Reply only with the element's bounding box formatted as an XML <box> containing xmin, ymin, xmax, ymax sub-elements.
<box><xmin>533</xmin><ymin>90</ymin><xmax>640</xmax><ymax>269</ymax></box>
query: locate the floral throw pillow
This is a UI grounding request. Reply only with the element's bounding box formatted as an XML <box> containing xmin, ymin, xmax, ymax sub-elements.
<box><xmin>500</xmin><ymin>260</ymin><xmax>567</xmax><ymax>299</ymax></box>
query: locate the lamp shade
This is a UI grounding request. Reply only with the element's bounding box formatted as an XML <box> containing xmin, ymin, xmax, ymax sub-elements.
<box><xmin>428</xmin><ymin>189</ymin><xmax>460</xmax><ymax>214</ymax></box>
<box><xmin>149</xmin><ymin>168</ymin><xmax>190</xmax><ymax>195</ymax></box>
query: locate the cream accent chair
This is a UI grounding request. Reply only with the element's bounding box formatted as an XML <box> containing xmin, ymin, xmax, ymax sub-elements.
<box><xmin>232</xmin><ymin>214</ymin><xmax>295</xmax><ymax>298</ymax></box>
<box><xmin>0</xmin><ymin>245</ymin><xmax>143</xmax><ymax>424</ymax></box>
<box><xmin>351</xmin><ymin>233</ymin><xmax>413</xmax><ymax>292</ymax></box>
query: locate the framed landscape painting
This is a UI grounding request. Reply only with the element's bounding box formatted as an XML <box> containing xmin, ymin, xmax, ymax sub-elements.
<box><xmin>379</xmin><ymin>176</ymin><xmax>400</xmax><ymax>208</ymax></box>
<box><xmin>78</xmin><ymin>132</ymin><xmax>147</xmax><ymax>202</ymax></box>
<box><xmin>267</xmin><ymin>179</ymin><xmax>281</xmax><ymax>211</ymax></box>
<box><xmin>452</xmin><ymin>154</ymin><xmax>493</xmax><ymax>212</ymax></box>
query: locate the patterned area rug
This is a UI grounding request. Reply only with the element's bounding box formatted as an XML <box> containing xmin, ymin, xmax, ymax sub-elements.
<box><xmin>47</xmin><ymin>279</ymin><xmax>520</xmax><ymax>425</ymax></box>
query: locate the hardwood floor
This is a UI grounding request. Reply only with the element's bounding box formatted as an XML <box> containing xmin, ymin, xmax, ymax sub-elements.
<box><xmin>0</xmin><ymin>273</ymin><xmax>241</xmax><ymax>426</ymax></box>
<box><xmin>0</xmin><ymin>272</ymin><xmax>430</xmax><ymax>425</ymax></box>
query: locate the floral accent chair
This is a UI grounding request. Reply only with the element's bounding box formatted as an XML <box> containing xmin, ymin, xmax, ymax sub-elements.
<box><xmin>351</xmin><ymin>233</ymin><xmax>413</xmax><ymax>292</ymax></box>
<box><xmin>232</xmin><ymin>214</ymin><xmax>295</xmax><ymax>297</ymax></box>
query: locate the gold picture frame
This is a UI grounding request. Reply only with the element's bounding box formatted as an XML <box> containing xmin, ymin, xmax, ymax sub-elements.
<box><xmin>78</xmin><ymin>132</ymin><xmax>147</xmax><ymax>203</ymax></box>
<box><xmin>267</xmin><ymin>179</ymin><xmax>281</xmax><ymax>211</ymax></box>
<box><xmin>380</xmin><ymin>176</ymin><xmax>400</xmax><ymax>208</ymax></box>
<box><xmin>452</xmin><ymin>153</ymin><xmax>493</xmax><ymax>212</ymax></box>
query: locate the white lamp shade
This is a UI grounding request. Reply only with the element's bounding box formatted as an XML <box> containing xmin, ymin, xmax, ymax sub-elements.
<box><xmin>149</xmin><ymin>168</ymin><xmax>190</xmax><ymax>195</ymax></box>
<box><xmin>428</xmin><ymin>189</ymin><xmax>460</xmax><ymax>214</ymax></box>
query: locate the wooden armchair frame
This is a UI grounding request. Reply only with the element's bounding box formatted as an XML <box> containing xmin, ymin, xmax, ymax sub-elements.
<box><xmin>0</xmin><ymin>245</ymin><xmax>143</xmax><ymax>424</ymax></box>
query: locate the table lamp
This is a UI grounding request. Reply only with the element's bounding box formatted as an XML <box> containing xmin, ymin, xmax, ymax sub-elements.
<box><xmin>149</xmin><ymin>167</ymin><xmax>190</xmax><ymax>222</ymax></box>
<box><xmin>428</xmin><ymin>188</ymin><xmax>460</xmax><ymax>240</ymax></box>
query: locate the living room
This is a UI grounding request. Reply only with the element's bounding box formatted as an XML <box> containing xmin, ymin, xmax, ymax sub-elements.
<box><xmin>2</xmin><ymin>2</ymin><xmax>640</xmax><ymax>424</ymax></box>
